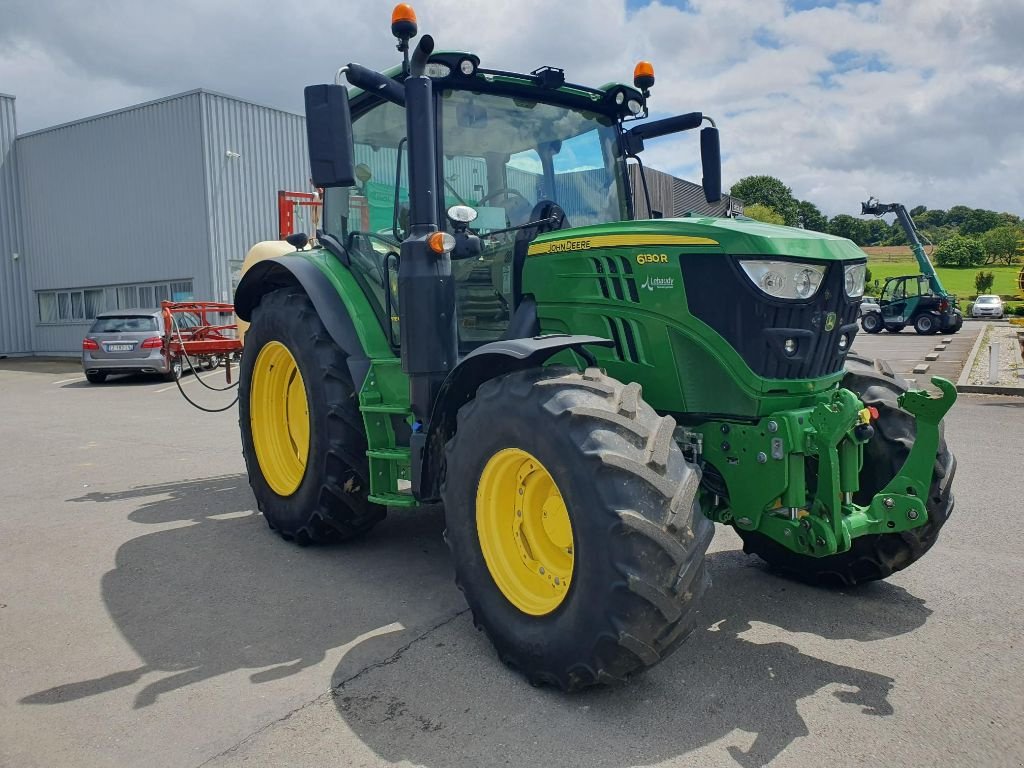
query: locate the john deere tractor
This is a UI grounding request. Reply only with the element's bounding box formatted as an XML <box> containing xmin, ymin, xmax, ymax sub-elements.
<box><xmin>234</xmin><ymin>6</ymin><xmax>957</xmax><ymax>691</ymax></box>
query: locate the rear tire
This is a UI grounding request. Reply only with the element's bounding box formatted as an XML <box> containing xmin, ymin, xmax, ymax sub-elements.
<box><xmin>442</xmin><ymin>367</ymin><xmax>713</xmax><ymax>691</ymax></box>
<box><xmin>737</xmin><ymin>354</ymin><xmax>956</xmax><ymax>586</ymax></box>
<box><xmin>85</xmin><ymin>372</ymin><xmax>107</xmax><ymax>384</ymax></box>
<box><xmin>861</xmin><ymin>312</ymin><xmax>883</xmax><ymax>334</ymax></box>
<box><xmin>239</xmin><ymin>288</ymin><xmax>383</xmax><ymax>544</ymax></box>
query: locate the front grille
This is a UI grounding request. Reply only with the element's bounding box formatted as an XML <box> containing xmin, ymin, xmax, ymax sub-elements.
<box><xmin>679</xmin><ymin>254</ymin><xmax>861</xmax><ymax>380</ymax></box>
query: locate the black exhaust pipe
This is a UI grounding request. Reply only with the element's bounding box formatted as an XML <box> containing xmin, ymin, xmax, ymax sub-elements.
<box><xmin>397</xmin><ymin>35</ymin><xmax>457</xmax><ymax>435</ymax></box>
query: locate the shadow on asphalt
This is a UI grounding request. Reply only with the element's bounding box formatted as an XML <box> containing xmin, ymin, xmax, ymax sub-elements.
<box><xmin>328</xmin><ymin>551</ymin><xmax>929</xmax><ymax>768</ymax></box>
<box><xmin>21</xmin><ymin>474</ymin><xmax>455</xmax><ymax>710</ymax></box>
<box><xmin>21</xmin><ymin>474</ymin><xmax>931</xmax><ymax>767</ymax></box>
<box><xmin>61</xmin><ymin>372</ymin><xmax>196</xmax><ymax>388</ymax></box>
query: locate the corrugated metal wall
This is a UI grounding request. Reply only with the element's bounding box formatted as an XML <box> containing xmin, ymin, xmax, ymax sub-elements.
<box><xmin>199</xmin><ymin>92</ymin><xmax>309</xmax><ymax>301</ymax></box>
<box><xmin>16</xmin><ymin>92</ymin><xmax>212</xmax><ymax>354</ymax></box>
<box><xmin>0</xmin><ymin>94</ymin><xmax>32</xmax><ymax>354</ymax></box>
<box><xmin>629</xmin><ymin>164</ymin><xmax>736</xmax><ymax>218</ymax></box>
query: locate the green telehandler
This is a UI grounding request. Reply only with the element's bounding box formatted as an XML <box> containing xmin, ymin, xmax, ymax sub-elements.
<box><xmin>233</xmin><ymin>5</ymin><xmax>958</xmax><ymax>691</ymax></box>
<box><xmin>859</xmin><ymin>197</ymin><xmax>964</xmax><ymax>335</ymax></box>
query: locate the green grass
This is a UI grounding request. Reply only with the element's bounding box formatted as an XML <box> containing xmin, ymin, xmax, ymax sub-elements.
<box><xmin>864</xmin><ymin>257</ymin><xmax>1023</xmax><ymax>300</ymax></box>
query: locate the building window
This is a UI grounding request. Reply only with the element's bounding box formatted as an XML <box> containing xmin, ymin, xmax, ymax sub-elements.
<box><xmin>170</xmin><ymin>281</ymin><xmax>194</xmax><ymax>301</ymax></box>
<box><xmin>38</xmin><ymin>293</ymin><xmax>57</xmax><ymax>323</ymax></box>
<box><xmin>84</xmin><ymin>289</ymin><xmax>105</xmax><ymax>318</ymax></box>
<box><xmin>36</xmin><ymin>279</ymin><xmax>194</xmax><ymax>324</ymax></box>
<box><xmin>117</xmin><ymin>285</ymin><xmax>138</xmax><ymax>308</ymax></box>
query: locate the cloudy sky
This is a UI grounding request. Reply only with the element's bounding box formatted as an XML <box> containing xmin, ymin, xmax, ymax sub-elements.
<box><xmin>2</xmin><ymin>0</ymin><xmax>1021</xmax><ymax>216</ymax></box>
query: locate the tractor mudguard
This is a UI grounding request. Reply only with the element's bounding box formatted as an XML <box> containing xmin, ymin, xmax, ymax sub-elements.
<box><xmin>234</xmin><ymin>255</ymin><xmax>372</xmax><ymax>388</ymax></box>
<box><xmin>414</xmin><ymin>334</ymin><xmax>614</xmax><ymax>502</ymax></box>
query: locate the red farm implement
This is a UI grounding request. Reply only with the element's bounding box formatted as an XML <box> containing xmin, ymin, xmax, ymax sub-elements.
<box><xmin>277</xmin><ymin>190</ymin><xmax>324</xmax><ymax>240</ymax></box>
<box><xmin>161</xmin><ymin>301</ymin><xmax>242</xmax><ymax>379</ymax></box>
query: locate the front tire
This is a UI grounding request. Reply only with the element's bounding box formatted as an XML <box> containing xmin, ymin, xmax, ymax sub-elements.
<box><xmin>442</xmin><ymin>367</ymin><xmax>713</xmax><ymax>691</ymax></box>
<box><xmin>738</xmin><ymin>354</ymin><xmax>956</xmax><ymax>586</ymax></box>
<box><xmin>861</xmin><ymin>312</ymin><xmax>883</xmax><ymax>334</ymax></box>
<box><xmin>239</xmin><ymin>288</ymin><xmax>383</xmax><ymax>544</ymax></box>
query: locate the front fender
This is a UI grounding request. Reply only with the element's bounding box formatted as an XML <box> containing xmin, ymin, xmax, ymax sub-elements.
<box><xmin>414</xmin><ymin>334</ymin><xmax>613</xmax><ymax>501</ymax></box>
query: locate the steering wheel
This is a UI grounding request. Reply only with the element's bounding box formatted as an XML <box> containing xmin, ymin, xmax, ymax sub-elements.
<box><xmin>477</xmin><ymin>187</ymin><xmax>527</xmax><ymax>206</ymax></box>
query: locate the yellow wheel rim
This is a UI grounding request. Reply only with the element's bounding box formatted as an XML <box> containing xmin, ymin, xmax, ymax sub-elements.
<box><xmin>476</xmin><ymin>448</ymin><xmax>574</xmax><ymax>616</ymax></box>
<box><xmin>250</xmin><ymin>341</ymin><xmax>310</xmax><ymax>496</ymax></box>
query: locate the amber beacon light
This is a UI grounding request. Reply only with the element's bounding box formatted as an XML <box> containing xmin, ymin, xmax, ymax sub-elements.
<box><xmin>391</xmin><ymin>4</ymin><xmax>418</xmax><ymax>40</ymax></box>
<box><xmin>633</xmin><ymin>60</ymin><xmax>655</xmax><ymax>92</ymax></box>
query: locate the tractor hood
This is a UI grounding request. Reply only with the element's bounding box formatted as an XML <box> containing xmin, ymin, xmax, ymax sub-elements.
<box><xmin>528</xmin><ymin>217</ymin><xmax>867</xmax><ymax>262</ymax></box>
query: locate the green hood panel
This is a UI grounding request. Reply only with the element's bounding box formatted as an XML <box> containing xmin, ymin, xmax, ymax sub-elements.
<box><xmin>530</xmin><ymin>217</ymin><xmax>867</xmax><ymax>262</ymax></box>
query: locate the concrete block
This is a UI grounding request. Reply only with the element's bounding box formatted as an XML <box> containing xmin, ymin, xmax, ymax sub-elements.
<box><xmin>925</xmin><ymin>353</ymin><xmax>939</xmax><ymax>361</ymax></box>
<box><xmin>913</xmin><ymin>364</ymin><xmax>930</xmax><ymax>374</ymax></box>
<box><xmin>934</xmin><ymin>344</ymin><xmax>947</xmax><ymax>351</ymax></box>
<box><xmin>942</xmin><ymin>337</ymin><xmax>953</xmax><ymax>343</ymax></box>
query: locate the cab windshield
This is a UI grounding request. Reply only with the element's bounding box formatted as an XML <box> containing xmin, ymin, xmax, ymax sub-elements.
<box><xmin>439</xmin><ymin>90</ymin><xmax>627</xmax><ymax>230</ymax></box>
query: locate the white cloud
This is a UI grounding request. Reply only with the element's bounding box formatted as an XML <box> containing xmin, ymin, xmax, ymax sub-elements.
<box><xmin>1</xmin><ymin>0</ymin><xmax>1020</xmax><ymax>216</ymax></box>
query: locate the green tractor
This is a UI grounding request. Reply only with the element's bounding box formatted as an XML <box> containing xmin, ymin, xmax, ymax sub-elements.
<box><xmin>234</xmin><ymin>7</ymin><xmax>958</xmax><ymax>691</ymax></box>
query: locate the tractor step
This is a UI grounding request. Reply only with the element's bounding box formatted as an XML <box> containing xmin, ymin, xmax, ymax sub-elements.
<box><xmin>360</xmin><ymin>404</ymin><xmax>411</xmax><ymax>414</ymax></box>
<box><xmin>367</xmin><ymin>447</ymin><xmax>410</xmax><ymax>460</ymax></box>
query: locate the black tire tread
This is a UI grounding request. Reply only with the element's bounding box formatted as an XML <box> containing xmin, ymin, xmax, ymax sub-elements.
<box><xmin>442</xmin><ymin>366</ymin><xmax>713</xmax><ymax>691</ymax></box>
<box><xmin>239</xmin><ymin>288</ymin><xmax>383</xmax><ymax>545</ymax></box>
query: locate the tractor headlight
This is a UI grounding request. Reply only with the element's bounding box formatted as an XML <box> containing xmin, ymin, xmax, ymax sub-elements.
<box><xmin>739</xmin><ymin>260</ymin><xmax>825</xmax><ymax>300</ymax></box>
<box><xmin>844</xmin><ymin>263</ymin><xmax>866</xmax><ymax>298</ymax></box>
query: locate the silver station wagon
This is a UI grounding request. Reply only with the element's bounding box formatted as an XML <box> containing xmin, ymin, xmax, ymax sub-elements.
<box><xmin>81</xmin><ymin>310</ymin><xmax>187</xmax><ymax>384</ymax></box>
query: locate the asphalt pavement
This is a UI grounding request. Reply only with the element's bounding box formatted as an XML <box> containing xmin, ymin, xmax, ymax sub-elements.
<box><xmin>850</xmin><ymin>319</ymin><xmax>983</xmax><ymax>383</ymax></box>
<box><xmin>1</xmin><ymin>356</ymin><xmax>1022</xmax><ymax>768</ymax></box>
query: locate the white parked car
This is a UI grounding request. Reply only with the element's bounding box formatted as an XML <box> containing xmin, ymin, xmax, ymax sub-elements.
<box><xmin>859</xmin><ymin>296</ymin><xmax>880</xmax><ymax>316</ymax></box>
<box><xmin>971</xmin><ymin>295</ymin><xmax>1004</xmax><ymax>318</ymax></box>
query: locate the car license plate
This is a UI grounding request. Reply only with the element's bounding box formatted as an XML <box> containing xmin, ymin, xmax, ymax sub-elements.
<box><xmin>107</xmin><ymin>343</ymin><xmax>134</xmax><ymax>352</ymax></box>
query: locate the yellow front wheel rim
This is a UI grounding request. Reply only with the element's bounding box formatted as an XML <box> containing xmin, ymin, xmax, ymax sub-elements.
<box><xmin>250</xmin><ymin>341</ymin><xmax>310</xmax><ymax>496</ymax></box>
<box><xmin>476</xmin><ymin>448</ymin><xmax>574</xmax><ymax>616</ymax></box>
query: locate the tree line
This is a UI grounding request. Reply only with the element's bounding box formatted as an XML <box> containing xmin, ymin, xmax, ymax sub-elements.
<box><xmin>730</xmin><ymin>175</ymin><xmax>1022</xmax><ymax>267</ymax></box>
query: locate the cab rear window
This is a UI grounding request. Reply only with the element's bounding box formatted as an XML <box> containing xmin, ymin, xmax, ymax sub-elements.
<box><xmin>90</xmin><ymin>316</ymin><xmax>159</xmax><ymax>333</ymax></box>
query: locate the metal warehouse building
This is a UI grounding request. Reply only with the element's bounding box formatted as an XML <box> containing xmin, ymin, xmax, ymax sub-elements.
<box><xmin>0</xmin><ymin>90</ymin><xmax>737</xmax><ymax>357</ymax></box>
<box><xmin>0</xmin><ymin>90</ymin><xmax>309</xmax><ymax>356</ymax></box>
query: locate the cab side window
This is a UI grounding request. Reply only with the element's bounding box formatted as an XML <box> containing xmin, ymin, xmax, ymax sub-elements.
<box><xmin>322</xmin><ymin>100</ymin><xmax>408</xmax><ymax>320</ymax></box>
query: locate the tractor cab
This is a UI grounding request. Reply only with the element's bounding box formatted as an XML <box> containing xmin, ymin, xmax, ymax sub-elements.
<box><xmin>322</xmin><ymin>73</ymin><xmax>632</xmax><ymax>352</ymax></box>
<box><xmin>318</xmin><ymin>53</ymin><xmax>718</xmax><ymax>356</ymax></box>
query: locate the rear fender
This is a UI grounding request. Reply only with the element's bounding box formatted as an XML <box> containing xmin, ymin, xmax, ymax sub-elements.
<box><xmin>234</xmin><ymin>253</ymin><xmax>384</xmax><ymax>389</ymax></box>
<box><xmin>414</xmin><ymin>334</ymin><xmax>613</xmax><ymax>501</ymax></box>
